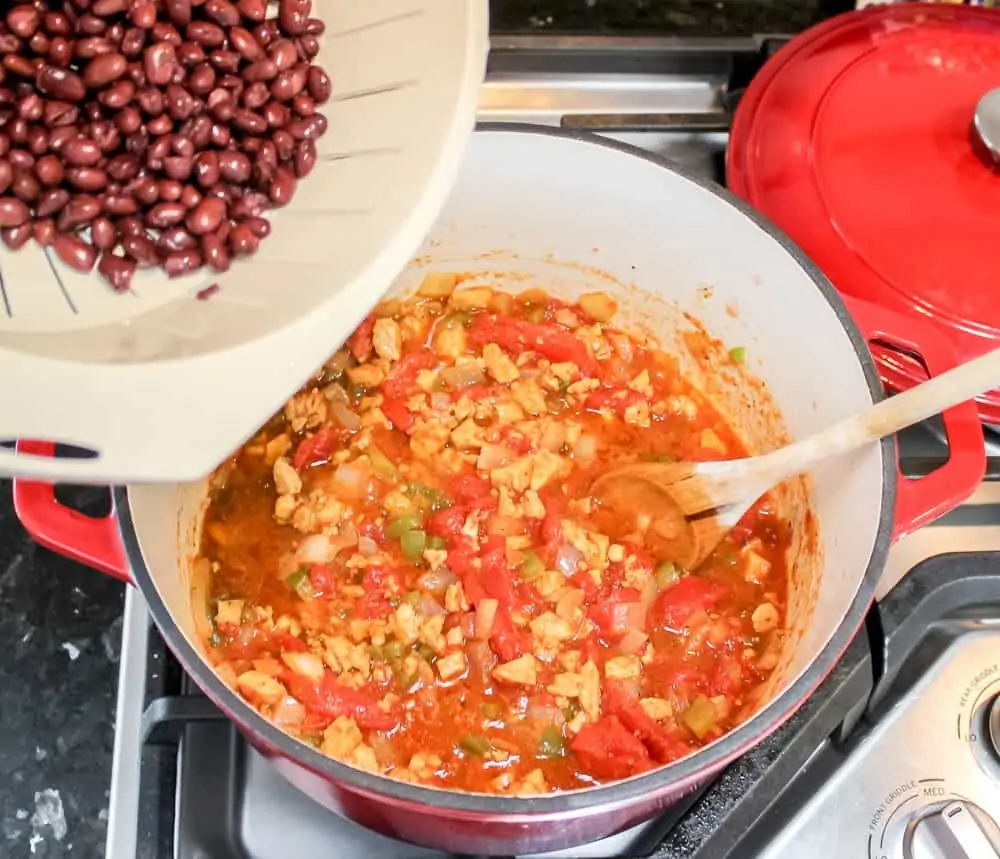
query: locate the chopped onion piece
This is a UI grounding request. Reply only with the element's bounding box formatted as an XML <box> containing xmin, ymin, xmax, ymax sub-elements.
<box><xmin>430</xmin><ymin>391</ymin><xmax>451</xmax><ymax>412</ymax></box>
<box><xmin>297</xmin><ymin>534</ymin><xmax>335</xmax><ymax>565</ymax></box>
<box><xmin>574</xmin><ymin>434</ymin><xmax>598</xmax><ymax>465</ymax></box>
<box><xmin>417</xmin><ymin>569</ymin><xmax>459</xmax><ymax>593</ymax></box>
<box><xmin>475</xmin><ymin>598</ymin><xmax>499</xmax><ymax>640</ymax></box>
<box><xmin>323</xmin><ymin>382</ymin><xmax>349</xmax><ymax>404</ymax></box>
<box><xmin>273</xmin><ymin>696</ymin><xmax>306</xmax><ymax>728</ymax></box>
<box><xmin>527</xmin><ymin>703</ymin><xmax>566</xmax><ymax>727</ymax></box>
<box><xmin>281</xmin><ymin>651</ymin><xmax>325</xmax><ymax>683</ymax></box>
<box><xmin>332</xmin><ymin>461</ymin><xmax>369</xmax><ymax>500</ymax></box>
<box><xmin>555</xmin><ymin>543</ymin><xmax>584</xmax><ymax>575</ymax></box>
<box><xmin>327</xmin><ymin>351</ymin><xmax>352</xmax><ymax>375</ymax></box>
<box><xmin>358</xmin><ymin>535</ymin><xmax>379</xmax><ymax>556</ymax></box>
<box><xmin>330</xmin><ymin>400</ymin><xmax>361</xmax><ymax>432</ymax></box>
<box><xmin>441</xmin><ymin>363</ymin><xmax>485</xmax><ymax>390</ymax></box>
<box><xmin>418</xmin><ymin>593</ymin><xmax>446</xmax><ymax>616</ymax></box>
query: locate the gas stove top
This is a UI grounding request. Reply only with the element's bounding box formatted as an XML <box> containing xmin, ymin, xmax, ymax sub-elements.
<box><xmin>104</xmin><ymin>37</ymin><xmax>1000</xmax><ymax>859</ymax></box>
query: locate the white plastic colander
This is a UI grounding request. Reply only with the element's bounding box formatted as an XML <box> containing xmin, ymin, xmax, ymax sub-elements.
<box><xmin>0</xmin><ymin>0</ymin><xmax>489</xmax><ymax>483</ymax></box>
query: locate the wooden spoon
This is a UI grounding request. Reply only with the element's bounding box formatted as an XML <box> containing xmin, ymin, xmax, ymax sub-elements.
<box><xmin>591</xmin><ymin>346</ymin><xmax>1000</xmax><ymax>569</ymax></box>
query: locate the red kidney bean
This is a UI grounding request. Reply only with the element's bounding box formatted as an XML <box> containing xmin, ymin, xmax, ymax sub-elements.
<box><xmin>278</xmin><ymin>0</ymin><xmax>308</xmax><ymax>36</ymax></box>
<box><xmin>188</xmin><ymin>115</ymin><xmax>212</xmax><ymax>148</ymax></box>
<box><xmin>228</xmin><ymin>188</ymin><xmax>267</xmax><ymax>218</ymax></box>
<box><xmin>0</xmin><ymin>161</ymin><xmax>13</xmax><ymax>196</ymax></box>
<box><xmin>44</xmin><ymin>11</ymin><xmax>72</xmax><ymax>35</ymax></box>
<box><xmin>237</xmin><ymin>0</ymin><xmax>266</xmax><ymax>22</ymax></box>
<box><xmin>78</xmin><ymin>14</ymin><xmax>109</xmax><ymax>36</ymax></box>
<box><xmin>304</xmin><ymin>17</ymin><xmax>324</xmax><ymax>36</ymax></box>
<box><xmin>46</xmin><ymin>129</ymin><xmax>74</xmax><ymax>155</ymax></box>
<box><xmin>120</xmin><ymin>28</ymin><xmax>146</xmax><ymax>58</ymax></box>
<box><xmin>217</xmin><ymin>150</ymin><xmax>250</xmax><ymax>183</ymax></box>
<box><xmin>176</xmin><ymin>41</ymin><xmax>205</xmax><ymax>67</ymax></box>
<box><xmin>271</xmin><ymin>65</ymin><xmax>307</xmax><ymax>101</ymax></box>
<box><xmin>135</xmin><ymin>86</ymin><xmax>164</xmax><ymax>115</ymax></box>
<box><xmin>93</xmin><ymin>0</ymin><xmax>127</xmax><ymax>14</ymax></box>
<box><xmin>106</xmin><ymin>154</ymin><xmax>138</xmax><ymax>182</ymax></box>
<box><xmin>117</xmin><ymin>217</ymin><xmax>146</xmax><ymax>239</ymax></box>
<box><xmin>42</xmin><ymin>99</ymin><xmax>78</xmax><ymax>128</ymax></box>
<box><xmin>192</xmin><ymin>150</ymin><xmax>219</xmax><ymax>187</ymax></box>
<box><xmin>32</xmin><ymin>218</ymin><xmax>55</xmax><ymax>246</ymax></box>
<box><xmin>99</xmin><ymin>78</ymin><xmax>135</xmax><ymax>108</ymax></box>
<box><xmin>165</xmin><ymin>0</ymin><xmax>192</xmax><ymax>26</ymax></box>
<box><xmin>8</xmin><ymin>118</ymin><xmax>28</xmax><ymax>145</ymax></box>
<box><xmin>57</xmin><ymin>194</ymin><xmax>102</xmax><ymax>230</ymax></box>
<box><xmin>83</xmin><ymin>52</ymin><xmax>127</xmax><ymax>88</ymax></box>
<box><xmin>233</xmin><ymin>107</ymin><xmax>266</xmax><ymax>134</ymax></box>
<box><xmin>52</xmin><ymin>233</ymin><xmax>97</xmax><ymax>272</ymax></box>
<box><xmin>201</xmin><ymin>231</ymin><xmax>229</xmax><ymax>272</ymax></box>
<box><xmin>242</xmin><ymin>80</ymin><xmax>268</xmax><ymax>110</ymax></box>
<box><xmin>143</xmin><ymin>41</ymin><xmax>176</xmax><ymax>86</ymax></box>
<box><xmin>287</xmin><ymin>113</ymin><xmax>324</xmax><ymax>140</ymax></box>
<box><xmin>268</xmin><ymin>39</ymin><xmax>296</xmax><ymax>72</ymax></box>
<box><xmin>204</xmin><ymin>0</ymin><xmax>240</xmax><ymax>26</ymax></box>
<box><xmin>228</xmin><ymin>221</ymin><xmax>258</xmax><ymax>255</ymax></box>
<box><xmin>115</xmin><ymin>105</ymin><xmax>142</xmax><ymax>134</ymax></box>
<box><xmin>243</xmin><ymin>215</ymin><xmax>270</xmax><ymax>238</ymax></box>
<box><xmin>36</xmin><ymin>66</ymin><xmax>86</xmax><ymax>101</ymax></box>
<box><xmin>157</xmin><ymin>225</ymin><xmax>196</xmax><ymax>252</ymax></box>
<box><xmin>229</xmin><ymin>26</ymin><xmax>261</xmax><ymax>61</ymax></box>
<box><xmin>122</xmin><ymin>232</ymin><xmax>158</xmax><ymax>265</ymax></box>
<box><xmin>103</xmin><ymin>193</ymin><xmax>138</xmax><ymax>215</ymax></box>
<box><xmin>163</xmin><ymin>155</ymin><xmax>191</xmax><ymax>181</ymax></box>
<box><xmin>187</xmin><ymin>61</ymin><xmax>214</xmax><ymax>94</ymax></box>
<box><xmin>98</xmin><ymin>250</ymin><xmax>136</xmax><ymax>290</ymax></box>
<box><xmin>180</xmin><ymin>184</ymin><xmax>201</xmax><ymax>209</ymax></box>
<box><xmin>147</xmin><ymin>113</ymin><xmax>172</xmax><ymax>135</ymax></box>
<box><xmin>9</xmin><ymin>150</ymin><xmax>34</xmax><ymax>171</ymax></box>
<box><xmin>291</xmin><ymin>92</ymin><xmax>314</xmax><ymax>117</ymax></box>
<box><xmin>185</xmin><ymin>196</ymin><xmax>224</xmax><ymax>234</ymax></box>
<box><xmin>18</xmin><ymin>93</ymin><xmax>43</xmax><ymax>122</ymax></box>
<box><xmin>62</xmin><ymin>136</ymin><xmax>101</xmax><ymax>166</ymax></box>
<box><xmin>91</xmin><ymin>215</ymin><xmax>116</xmax><ymax>249</ymax></box>
<box><xmin>152</xmin><ymin>22</ymin><xmax>182</xmax><ymax>46</ymax></box>
<box><xmin>242</xmin><ymin>58</ymin><xmax>276</xmax><ymax>82</ymax></box>
<box><xmin>67</xmin><ymin>166</ymin><xmax>107</xmax><ymax>191</ymax></box>
<box><xmin>158</xmin><ymin>179</ymin><xmax>183</xmax><ymax>201</ymax></box>
<box><xmin>91</xmin><ymin>122</ymin><xmax>121</xmax><ymax>153</ymax></box>
<box><xmin>208</xmin><ymin>49</ymin><xmax>239</xmax><ymax>73</ymax></box>
<box><xmin>130</xmin><ymin>3</ymin><xmax>156</xmax><ymax>29</ymax></box>
<box><xmin>74</xmin><ymin>36</ymin><xmax>113</xmax><ymax>60</ymax></box>
<box><xmin>7</xmin><ymin>5</ymin><xmax>41</xmax><ymax>39</ymax></box>
<box><xmin>26</xmin><ymin>127</ymin><xmax>49</xmax><ymax>157</ymax></box>
<box><xmin>29</xmin><ymin>31</ymin><xmax>51</xmax><ymax>56</ymax></box>
<box><xmin>12</xmin><ymin>170</ymin><xmax>39</xmax><ymax>201</ymax></box>
<box><xmin>294</xmin><ymin>139</ymin><xmax>315</xmax><ymax>178</ymax></box>
<box><xmin>188</xmin><ymin>21</ymin><xmax>225</xmax><ymax>47</ymax></box>
<box><xmin>264</xmin><ymin>100</ymin><xmax>290</xmax><ymax>129</ymax></box>
<box><xmin>163</xmin><ymin>247</ymin><xmax>201</xmax><ymax>276</ymax></box>
<box><xmin>296</xmin><ymin>35</ymin><xmax>319</xmax><ymax>60</ymax></box>
<box><xmin>126</xmin><ymin>174</ymin><xmax>157</xmax><ymax>205</ymax></box>
<box><xmin>35</xmin><ymin>154</ymin><xmax>65</xmax><ymax>185</ymax></box>
<box><xmin>0</xmin><ymin>196</ymin><xmax>29</xmax><ymax>226</ymax></box>
<box><xmin>2</xmin><ymin>223</ymin><xmax>32</xmax><ymax>249</ymax></box>
<box><xmin>147</xmin><ymin>201</ymin><xmax>186</xmax><ymax>228</ymax></box>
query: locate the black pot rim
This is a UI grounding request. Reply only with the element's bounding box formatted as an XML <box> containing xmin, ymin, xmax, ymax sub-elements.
<box><xmin>114</xmin><ymin>122</ymin><xmax>892</xmax><ymax>818</ymax></box>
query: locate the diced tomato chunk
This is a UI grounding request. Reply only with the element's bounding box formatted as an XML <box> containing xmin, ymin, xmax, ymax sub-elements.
<box><xmin>426</xmin><ymin>506</ymin><xmax>467</xmax><ymax>540</ymax></box>
<box><xmin>479</xmin><ymin>536</ymin><xmax>518</xmax><ymax>610</ymax></box>
<box><xmin>449</xmin><ymin>473</ymin><xmax>492</xmax><ymax>503</ymax></box>
<box><xmin>468</xmin><ymin>314</ymin><xmax>597</xmax><ymax>374</ymax></box>
<box><xmin>347</xmin><ymin>314</ymin><xmax>375</xmax><ymax>362</ymax></box>
<box><xmin>570</xmin><ymin>716</ymin><xmax>652</xmax><ymax>781</ymax></box>
<box><xmin>650</xmin><ymin>576</ymin><xmax>727</xmax><ymax>631</ymax></box>
<box><xmin>604</xmin><ymin>680</ymin><xmax>692</xmax><ymax>764</ymax></box>
<box><xmin>281</xmin><ymin>670</ymin><xmax>399</xmax><ymax>731</ymax></box>
<box><xmin>584</xmin><ymin>387</ymin><xmax>647</xmax><ymax>419</ymax></box>
<box><xmin>489</xmin><ymin>609</ymin><xmax>528</xmax><ymax>662</ymax></box>
<box><xmin>308</xmin><ymin>564</ymin><xmax>336</xmax><ymax>596</ymax></box>
<box><xmin>273</xmin><ymin>631</ymin><xmax>309</xmax><ymax>653</ymax></box>
<box><xmin>381</xmin><ymin>395</ymin><xmax>416</xmax><ymax>434</ymax></box>
<box><xmin>292</xmin><ymin>426</ymin><xmax>336</xmax><ymax>470</ymax></box>
<box><xmin>383</xmin><ymin>348</ymin><xmax>436</xmax><ymax>398</ymax></box>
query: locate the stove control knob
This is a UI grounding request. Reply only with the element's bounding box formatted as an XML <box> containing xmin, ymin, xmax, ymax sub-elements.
<box><xmin>905</xmin><ymin>801</ymin><xmax>1000</xmax><ymax>859</ymax></box>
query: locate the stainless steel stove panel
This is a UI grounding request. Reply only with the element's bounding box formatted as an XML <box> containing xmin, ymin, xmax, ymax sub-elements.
<box><xmin>760</xmin><ymin>630</ymin><xmax>1000</xmax><ymax>859</ymax></box>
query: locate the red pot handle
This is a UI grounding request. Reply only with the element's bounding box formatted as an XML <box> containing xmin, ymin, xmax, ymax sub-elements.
<box><xmin>841</xmin><ymin>295</ymin><xmax>985</xmax><ymax>541</ymax></box>
<box><xmin>12</xmin><ymin>440</ymin><xmax>131</xmax><ymax>583</ymax></box>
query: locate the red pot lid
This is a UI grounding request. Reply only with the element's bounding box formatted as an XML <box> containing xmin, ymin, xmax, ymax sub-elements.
<box><xmin>729</xmin><ymin>4</ymin><xmax>1000</xmax><ymax>414</ymax></box>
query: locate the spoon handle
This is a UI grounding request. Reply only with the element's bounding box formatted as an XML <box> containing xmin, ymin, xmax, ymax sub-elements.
<box><xmin>750</xmin><ymin>345</ymin><xmax>998</xmax><ymax>485</ymax></box>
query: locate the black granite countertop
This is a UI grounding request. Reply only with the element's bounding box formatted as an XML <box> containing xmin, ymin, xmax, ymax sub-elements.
<box><xmin>0</xmin><ymin>483</ymin><xmax>124</xmax><ymax>859</ymax></box>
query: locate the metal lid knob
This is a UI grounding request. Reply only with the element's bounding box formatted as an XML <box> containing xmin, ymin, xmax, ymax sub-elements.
<box><xmin>973</xmin><ymin>88</ymin><xmax>1000</xmax><ymax>167</ymax></box>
